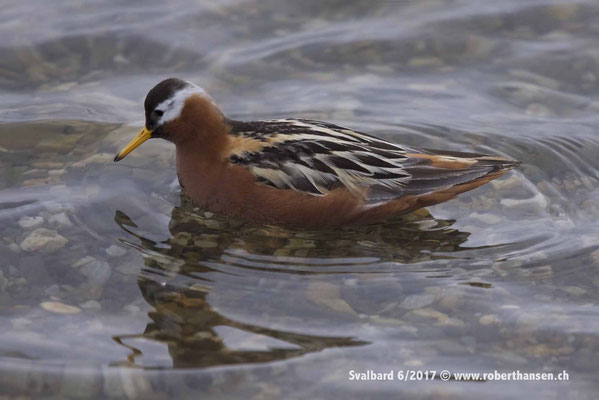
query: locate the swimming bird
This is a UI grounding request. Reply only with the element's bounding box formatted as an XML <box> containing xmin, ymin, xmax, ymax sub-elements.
<box><xmin>114</xmin><ymin>78</ymin><xmax>518</xmax><ymax>228</ymax></box>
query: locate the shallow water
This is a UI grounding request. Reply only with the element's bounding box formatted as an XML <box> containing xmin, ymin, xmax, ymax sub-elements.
<box><xmin>2</xmin><ymin>0</ymin><xmax>599</xmax><ymax>398</ymax></box>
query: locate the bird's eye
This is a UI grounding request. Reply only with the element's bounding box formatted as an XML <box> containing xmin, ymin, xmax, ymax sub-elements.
<box><xmin>154</xmin><ymin>109</ymin><xmax>164</xmax><ymax>117</ymax></box>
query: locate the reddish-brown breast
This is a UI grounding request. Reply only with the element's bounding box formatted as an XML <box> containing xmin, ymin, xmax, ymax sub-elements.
<box><xmin>175</xmin><ymin>152</ymin><xmax>363</xmax><ymax>227</ymax></box>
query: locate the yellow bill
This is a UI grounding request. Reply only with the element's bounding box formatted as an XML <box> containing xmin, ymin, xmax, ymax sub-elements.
<box><xmin>114</xmin><ymin>127</ymin><xmax>152</xmax><ymax>162</ymax></box>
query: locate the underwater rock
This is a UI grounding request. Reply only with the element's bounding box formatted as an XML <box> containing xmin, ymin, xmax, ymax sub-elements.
<box><xmin>306</xmin><ymin>281</ymin><xmax>357</xmax><ymax>315</ymax></box>
<box><xmin>399</xmin><ymin>293</ymin><xmax>436</xmax><ymax>310</ymax></box>
<box><xmin>17</xmin><ymin>216</ymin><xmax>44</xmax><ymax>230</ymax></box>
<box><xmin>105</xmin><ymin>245</ymin><xmax>127</xmax><ymax>257</ymax></box>
<box><xmin>20</xmin><ymin>228</ymin><xmax>68</xmax><ymax>252</ymax></box>
<box><xmin>561</xmin><ymin>286</ymin><xmax>586</xmax><ymax>296</ymax></box>
<box><xmin>470</xmin><ymin>212</ymin><xmax>502</xmax><ymax>225</ymax></box>
<box><xmin>405</xmin><ymin>308</ymin><xmax>465</xmax><ymax>328</ymax></box>
<box><xmin>80</xmin><ymin>260</ymin><xmax>112</xmax><ymax>286</ymax></box>
<box><xmin>80</xmin><ymin>300</ymin><xmax>102</xmax><ymax>311</ymax></box>
<box><xmin>48</xmin><ymin>212</ymin><xmax>73</xmax><ymax>229</ymax></box>
<box><xmin>71</xmin><ymin>153</ymin><xmax>114</xmax><ymax>168</ymax></box>
<box><xmin>40</xmin><ymin>301</ymin><xmax>81</xmax><ymax>314</ymax></box>
<box><xmin>500</xmin><ymin>192</ymin><xmax>548</xmax><ymax>209</ymax></box>
<box><xmin>43</xmin><ymin>284</ymin><xmax>60</xmax><ymax>296</ymax></box>
<box><xmin>479</xmin><ymin>314</ymin><xmax>500</xmax><ymax>326</ymax></box>
<box><xmin>72</xmin><ymin>256</ymin><xmax>96</xmax><ymax>268</ymax></box>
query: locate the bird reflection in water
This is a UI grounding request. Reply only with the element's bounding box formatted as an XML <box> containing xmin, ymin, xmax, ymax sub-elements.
<box><xmin>111</xmin><ymin>196</ymin><xmax>472</xmax><ymax>369</ymax></box>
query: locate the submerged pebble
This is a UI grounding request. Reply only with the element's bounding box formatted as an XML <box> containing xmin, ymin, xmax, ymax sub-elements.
<box><xmin>80</xmin><ymin>300</ymin><xmax>102</xmax><ymax>310</ymax></box>
<box><xmin>399</xmin><ymin>293</ymin><xmax>436</xmax><ymax>310</ymax></box>
<box><xmin>479</xmin><ymin>314</ymin><xmax>500</xmax><ymax>326</ymax></box>
<box><xmin>40</xmin><ymin>301</ymin><xmax>81</xmax><ymax>314</ymax></box>
<box><xmin>470</xmin><ymin>212</ymin><xmax>502</xmax><ymax>225</ymax></box>
<box><xmin>72</xmin><ymin>256</ymin><xmax>95</xmax><ymax>268</ymax></box>
<box><xmin>20</xmin><ymin>228</ymin><xmax>68</xmax><ymax>252</ymax></box>
<box><xmin>405</xmin><ymin>308</ymin><xmax>464</xmax><ymax>328</ymax></box>
<box><xmin>561</xmin><ymin>286</ymin><xmax>586</xmax><ymax>296</ymax></box>
<box><xmin>10</xmin><ymin>317</ymin><xmax>32</xmax><ymax>330</ymax></box>
<box><xmin>71</xmin><ymin>153</ymin><xmax>114</xmax><ymax>168</ymax></box>
<box><xmin>500</xmin><ymin>192</ymin><xmax>548</xmax><ymax>209</ymax></box>
<box><xmin>17</xmin><ymin>216</ymin><xmax>44</xmax><ymax>230</ymax></box>
<box><xmin>43</xmin><ymin>284</ymin><xmax>60</xmax><ymax>296</ymax></box>
<box><xmin>48</xmin><ymin>212</ymin><xmax>73</xmax><ymax>229</ymax></box>
<box><xmin>105</xmin><ymin>245</ymin><xmax>127</xmax><ymax>257</ymax></box>
<box><xmin>80</xmin><ymin>260</ymin><xmax>112</xmax><ymax>286</ymax></box>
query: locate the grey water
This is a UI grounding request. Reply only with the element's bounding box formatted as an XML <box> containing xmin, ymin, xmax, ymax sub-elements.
<box><xmin>1</xmin><ymin>0</ymin><xmax>599</xmax><ymax>398</ymax></box>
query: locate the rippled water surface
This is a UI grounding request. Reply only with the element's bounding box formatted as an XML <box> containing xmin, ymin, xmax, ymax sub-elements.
<box><xmin>2</xmin><ymin>0</ymin><xmax>599</xmax><ymax>398</ymax></box>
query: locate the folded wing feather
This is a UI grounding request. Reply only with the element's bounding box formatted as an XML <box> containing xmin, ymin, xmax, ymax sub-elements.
<box><xmin>227</xmin><ymin>119</ymin><xmax>517</xmax><ymax>204</ymax></box>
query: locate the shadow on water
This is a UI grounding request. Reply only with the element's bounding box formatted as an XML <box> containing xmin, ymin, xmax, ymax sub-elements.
<box><xmin>109</xmin><ymin>196</ymin><xmax>484</xmax><ymax>369</ymax></box>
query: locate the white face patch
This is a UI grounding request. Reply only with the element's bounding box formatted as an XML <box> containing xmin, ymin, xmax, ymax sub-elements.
<box><xmin>153</xmin><ymin>82</ymin><xmax>213</xmax><ymax>125</ymax></box>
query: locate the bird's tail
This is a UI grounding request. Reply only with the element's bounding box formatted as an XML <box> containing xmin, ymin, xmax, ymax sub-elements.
<box><xmin>359</xmin><ymin>148</ymin><xmax>520</xmax><ymax>219</ymax></box>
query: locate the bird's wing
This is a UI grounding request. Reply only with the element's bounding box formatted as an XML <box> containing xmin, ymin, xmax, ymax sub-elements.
<box><xmin>226</xmin><ymin>118</ymin><xmax>518</xmax><ymax>204</ymax></box>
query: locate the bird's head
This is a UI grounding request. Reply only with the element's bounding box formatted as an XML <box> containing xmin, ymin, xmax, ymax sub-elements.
<box><xmin>114</xmin><ymin>78</ymin><xmax>220</xmax><ymax>162</ymax></box>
